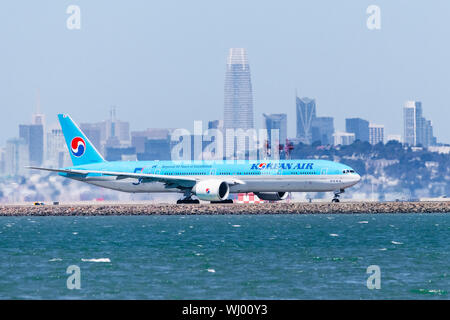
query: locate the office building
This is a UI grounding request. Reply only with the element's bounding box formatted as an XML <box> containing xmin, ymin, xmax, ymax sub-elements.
<box><xmin>19</xmin><ymin>124</ymin><xmax>44</xmax><ymax>166</ymax></box>
<box><xmin>131</xmin><ymin>129</ymin><xmax>173</xmax><ymax>154</ymax></box>
<box><xmin>46</xmin><ymin>124</ymin><xmax>71</xmax><ymax>168</ymax></box>
<box><xmin>131</xmin><ymin>128</ymin><xmax>175</xmax><ymax>160</ymax></box>
<box><xmin>296</xmin><ymin>97</ymin><xmax>316</xmax><ymax>144</ymax></box>
<box><xmin>333</xmin><ymin>132</ymin><xmax>356</xmax><ymax>146</ymax></box>
<box><xmin>263</xmin><ymin>113</ymin><xmax>287</xmax><ymax>148</ymax></box>
<box><xmin>80</xmin><ymin>107</ymin><xmax>131</xmax><ymax>153</ymax></box>
<box><xmin>106</xmin><ymin>146</ymin><xmax>137</xmax><ymax>161</ymax></box>
<box><xmin>403</xmin><ymin>101</ymin><xmax>436</xmax><ymax>147</ymax></box>
<box><xmin>79</xmin><ymin>123</ymin><xmax>102</xmax><ymax>151</ymax></box>
<box><xmin>369</xmin><ymin>124</ymin><xmax>384</xmax><ymax>145</ymax></box>
<box><xmin>138</xmin><ymin>138</ymin><xmax>172</xmax><ymax>160</ymax></box>
<box><xmin>4</xmin><ymin>138</ymin><xmax>29</xmax><ymax>176</ymax></box>
<box><xmin>312</xmin><ymin>116</ymin><xmax>334</xmax><ymax>145</ymax></box>
<box><xmin>345</xmin><ymin>118</ymin><xmax>369</xmax><ymax>142</ymax></box>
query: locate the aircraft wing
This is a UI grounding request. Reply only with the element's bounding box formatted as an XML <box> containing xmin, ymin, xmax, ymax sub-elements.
<box><xmin>27</xmin><ymin>166</ymin><xmax>245</xmax><ymax>189</ymax></box>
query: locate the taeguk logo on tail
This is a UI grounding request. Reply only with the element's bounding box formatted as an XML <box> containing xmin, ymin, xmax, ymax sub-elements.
<box><xmin>71</xmin><ymin>137</ymin><xmax>86</xmax><ymax>157</ymax></box>
<box><xmin>206</xmin><ymin>188</ymin><xmax>211</xmax><ymax>194</ymax></box>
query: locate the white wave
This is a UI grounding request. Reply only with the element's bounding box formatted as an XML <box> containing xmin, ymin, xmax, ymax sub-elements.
<box><xmin>358</xmin><ymin>221</ymin><xmax>369</xmax><ymax>224</ymax></box>
<box><xmin>391</xmin><ymin>241</ymin><xmax>403</xmax><ymax>245</ymax></box>
<box><xmin>207</xmin><ymin>268</ymin><xmax>216</xmax><ymax>273</ymax></box>
<box><xmin>379</xmin><ymin>248</ymin><xmax>387</xmax><ymax>251</ymax></box>
<box><xmin>232</xmin><ymin>225</ymin><xmax>241</xmax><ymax>228</ymax></box>
<box><xmin>81</xmin><ymin>258</ymin><xmax>111</xmax><ymax>263</ymax></box>
<box><xmin>329</xmin><ymin>233</ymin><xmax>339</xmax><ymax>237</ymax></box>
<box><xmin>49</xmin><ymin>258</ymin><xmax>62</xmax><ymax>262</ymax></box>
<box><xmin>72</xmin><ymin>232</ymin><xmax>78</xmax><ymax>235</ymax></box>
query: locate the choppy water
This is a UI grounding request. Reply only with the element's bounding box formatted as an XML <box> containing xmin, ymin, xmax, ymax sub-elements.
<box><xmin>0</xmin><ymin>214</ymin><xmax>448</xmax><ymax>299</ymax></box>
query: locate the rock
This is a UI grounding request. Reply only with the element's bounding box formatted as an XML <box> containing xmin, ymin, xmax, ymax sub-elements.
<box><xmin>0</xmin><ymin>201</ymin><xmax>448</xmax><ymax>216</ymax></box>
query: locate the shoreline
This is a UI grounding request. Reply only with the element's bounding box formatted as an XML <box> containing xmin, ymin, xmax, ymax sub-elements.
<box><xmin>0</xmin><ymin>201</ymin><xmax>449</xmax><ymax>216</ymax></box>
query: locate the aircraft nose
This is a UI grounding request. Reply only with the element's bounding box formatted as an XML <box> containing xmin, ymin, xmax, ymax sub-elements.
<box><xmin>354</xmin><ymin>173</ymin><xmax>361</xmax><ymax>183</ymax></box>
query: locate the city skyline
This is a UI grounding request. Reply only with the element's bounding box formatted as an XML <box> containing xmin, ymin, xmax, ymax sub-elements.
<box><xmin>0</xmin><ymin>1</ymin><xmax>449</xmax><ymax>146</ymax></box>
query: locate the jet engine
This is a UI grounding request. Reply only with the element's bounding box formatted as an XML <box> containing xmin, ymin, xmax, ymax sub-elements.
<box><xmin>254</xmin><ymin>192</ymin><xmax>289</xmax><ymax>201</ymax></box>
<box><xmin>193</xmin><ymin>180</ymin><xmax>230</xmax><ymax>201</ymax></box>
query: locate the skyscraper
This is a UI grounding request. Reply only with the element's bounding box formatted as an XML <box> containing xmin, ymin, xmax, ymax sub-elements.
<box><xmin>80</xmin><ymin>124</ymin><xmax>102</xmax><ymax>151</ymax></box>
<box><xmin>296</xmin><ymin>97</ymin><xmax>316</xmax><ymax>144</ymax></box>
<box><xmin>263</xmin><ymin>113</ymin><xmax>287</xmax><ymax>147</ymax></box>
<box><xmin>79</xmin><ymin>107</ymin><xmax>131</xmax><ymax>154</ymax></box>
<box><xmin>46</xmin><ymin>123</ymin><xmax>71</xmax><ymax>168</ymax></box>
<box><xmin>224</xmin><ymin>48</ymin><xmax>254</xmax><ymax>158</ymax></box>
<box><xmin>403</xmin><ymin>101</ymin><xmax>436</xmax><ymax>147</ymax></box>
<box><xmin>312</xmin><ymin>117</ymin><xmax>334</xmax><ymax>145</ymax></box>
<box><xmin>403</xmin><ymin>101</ymin><xmax>421</xmax><ymax>146</ymax></box>
<box><xmin>4</xmin><ymin>138</ymin><xmax>29</xmax><ymax>176</ymax></box>
<box><xmin>19</xmin><ymin>124</ymin><xmax>44</xmax><ymax>166</ymax></box>
<box><xmin>345</xmin><ymin>118</ymin><xmax>369</xmax><ymax>142</ymax></box>
<box><xmin>369</xmin><ymin>124</ymin><xmax>384</xmax><ymax>145</ymax></box>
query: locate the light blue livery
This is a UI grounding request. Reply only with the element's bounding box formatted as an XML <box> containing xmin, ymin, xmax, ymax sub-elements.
<box><xmin>29</xmin><ymin>114</ymin><xmax>361</xmax><ymax>203</ymax></box>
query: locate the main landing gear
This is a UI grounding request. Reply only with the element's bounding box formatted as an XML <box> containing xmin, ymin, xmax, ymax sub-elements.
<box><xmin>176</xmin><ymin>191</ymin><xmax>200</xmax><ymax>204</ymax></box>
<box><xmin>332</xmin><ymin>189</ymin><xmax>345</xmax><ymax>203</ymax></box>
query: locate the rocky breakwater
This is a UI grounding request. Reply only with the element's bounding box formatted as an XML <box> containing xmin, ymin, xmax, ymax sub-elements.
<box><xmin>0</xmin><ymin>201</ymin><xmax>449</xmax><ymax>216</ymax></box>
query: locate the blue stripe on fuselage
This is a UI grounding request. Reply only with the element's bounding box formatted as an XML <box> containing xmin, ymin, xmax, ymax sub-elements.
<box><xmin>61</xmin><ymin>160</ymin><xmax>354</xmax><ymax>177</ymax></box>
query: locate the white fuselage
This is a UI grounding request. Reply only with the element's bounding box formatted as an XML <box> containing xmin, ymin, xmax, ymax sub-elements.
<box><xmin>73</xmin><ymin>173</ymin><xmax>361</xmax><ymax>194</ymax></box>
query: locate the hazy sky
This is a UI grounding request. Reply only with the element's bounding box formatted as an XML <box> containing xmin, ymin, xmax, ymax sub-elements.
<box><xmin>0</xmin><ymin>0</ymin><xmax>449</xmax><ymax>145</ymax></box>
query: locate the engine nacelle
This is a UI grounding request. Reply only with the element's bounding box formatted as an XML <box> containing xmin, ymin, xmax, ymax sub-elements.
<box><xmin>254</xmin><ymin>192</ymin><xmax>289</xmax><ymax>201</ymax></box>
<box><xmin>193</xmin><ymin>180</ymin><xmax>230</xmax><ymax>201</ymax></box>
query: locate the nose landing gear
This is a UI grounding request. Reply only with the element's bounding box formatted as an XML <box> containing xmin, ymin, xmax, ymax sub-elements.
<box><xmin>332</xmin><ymin>189</ymin><xmax>345</xmax><ymax>203</ymax></box>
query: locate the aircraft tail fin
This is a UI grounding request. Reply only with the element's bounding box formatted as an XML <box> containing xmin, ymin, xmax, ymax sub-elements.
<box><xmin>58</xmin><ymin>114</ymin><xmax>105</xmax><ymax>166</ymax></box>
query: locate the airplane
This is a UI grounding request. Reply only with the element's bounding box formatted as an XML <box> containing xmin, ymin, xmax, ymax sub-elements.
<box><xmin>28</xmin><ymin>114</ymin><xmax>361</xmax><ymax>204</ymax></box>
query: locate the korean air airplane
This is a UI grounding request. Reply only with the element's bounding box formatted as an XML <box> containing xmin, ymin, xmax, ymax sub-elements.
<box><xmin>28</xmin><ymin>114</ymin><xmax>361</xmax><ymax>203</ymax></box>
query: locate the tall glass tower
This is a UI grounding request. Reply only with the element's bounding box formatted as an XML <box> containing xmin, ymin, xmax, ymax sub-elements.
<box><xmin>403</xmin><ymin>101</ymin><xmax>436</xmax><ymax>147</ymax></box>
<box><xmin>224</xmin><ymin>48</ymin><xmax>254</xmax><ymax>159</ymax></box>
<box><xmin>296</xmin><ymin>97</ymin><xmax>316</xmax><ymax>144</ymax></box>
